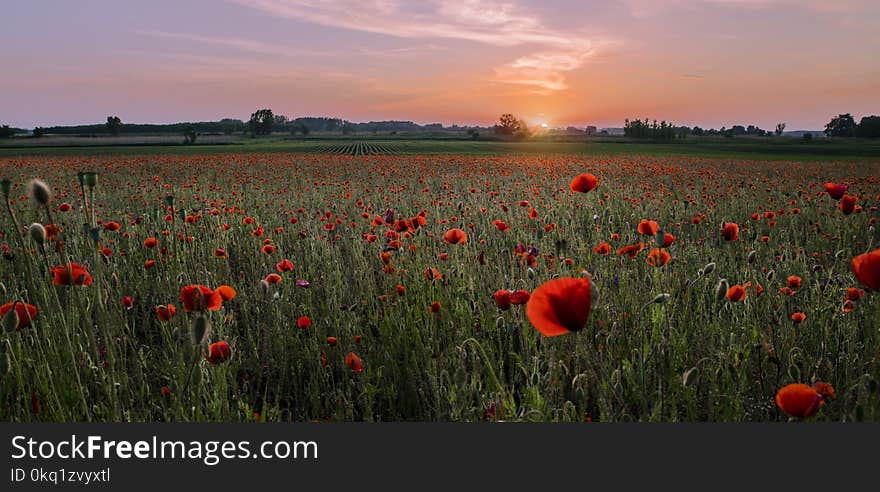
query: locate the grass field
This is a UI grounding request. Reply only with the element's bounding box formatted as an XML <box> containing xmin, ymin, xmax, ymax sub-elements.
<box><xmin>1</xmin><ymin>147</ymin><xmax>879</xmax><ymax>422</ymax></box>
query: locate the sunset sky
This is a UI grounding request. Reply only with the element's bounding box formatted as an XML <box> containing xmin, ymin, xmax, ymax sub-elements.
<box><xmin>2</xmin><ymin>0</ymin><xmax>878</xmax><ymax>130</ymax></box>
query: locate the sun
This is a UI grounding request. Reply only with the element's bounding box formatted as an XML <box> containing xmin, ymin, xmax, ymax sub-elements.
<box><xmin>540</xmin><ymin>122</ymin><xmax>549</xmax><ymax>128</ymax></box>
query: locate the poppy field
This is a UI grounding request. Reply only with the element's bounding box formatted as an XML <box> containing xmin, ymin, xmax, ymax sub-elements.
<box><xmin>1</xmin><ymin>151</ymin><xmax>879</xmax><ymax>422</ymax></box>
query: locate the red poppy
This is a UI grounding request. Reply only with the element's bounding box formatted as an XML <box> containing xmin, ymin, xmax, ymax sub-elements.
<box><xmin>617</xmin><ymin>242</ymin><xmax>644</xmax><ymax>258</ymax></box>
<box><xmin>637</xmin><ymin>219</ymin><xmax>659</xmax><ymax>236</ymax></box>
<box><xmin>646</xmin><ymin>248</ymin><xmax>671</xmax><ymax>267</ymax></box>
<box><xmin>396</xmin><ymin>284</ymin><xmax>406</xmax><ymax>296</ymax></box>
<box><xmin>121</xmin><ymin>296</ymin><xmax>133</xmax><ymax>310</ymax></box>
<box><xmin>276</xmin><ymin>259</ymin><xmax>294</xmax><ymax>273</ymax></box>
<box><xmin>510</xmin><ymin>290</ymin><xmax>530</xmax><ymax>305</ymax></box>
<box><xmin>265</xmin><ymin>273</ymin><xmax>282</xmax><ymax>285</ymax></box>
<box><xmin>443</xmin><ymin>228</ymin><xmax>468</xmax><ymax>244</ymax></box>
<box><xmin>216</xmin><ymin>285</ymin><xmax>236</xmax><ymax>301</ymax></box>
<box><xmin>179</xmin><ymin>284</ymin><xmax>223</xmax><ymax>312</ymax></box>
<box><xmin>726</xmin><ymin>285</ymin><xmax>747</xmax><ymax>302</ymax></box>
<box><xmin>526</xmin><ymin>277</ymin><xmax>593</xmax><ymax>337</ymax></box>
<box><xmin>326</xmin><ymin>336</ymin><xmax>338</xmax><ymax>347</ymax></box>
<box><xmin>0</xmin><ymin>302</ymin><xmax>38</xmax><ymax>330</ymax></box>
<box><xmin>593</xmin><ymin>242</ymin><xmax>611</xmax><ymax>255</ymax></box>
<box><xmin>494</xmin><ymin>289</ymin><xmax>512</xmax><ymax>310</ymax></box>
<box><xmin>844</xmin><ymin>287</ymin><xmax>864</xmax><ymax>301</ymax></box>
<box><xmin>775</xmin><ymin>383</ymin><xmax>823</xmax><ymax>418</ymax></box>
<box><xmin>206</xmin><ymin>341</ymin><xmax>231</xmax><ymax>365</ymax></box>
<box><xmin>51</xmin><ymin>263</ymin><xmax>93</xmax><ymax>286</ymax></box>
<box><xmin>58</xmin><ymin>202</ymin><xmax>71</xmax><ymax>212</ymax></box>
<box><xmin>297</xmin><ymin>316</ymin><xmax>311</xmax><ymax>329</ymax></box>
<box><xmin>791</xmin><ymin>312</ymin><xmax>806</xmax><ymax>323</ymax></box>
<box><xmin>214</xmin><ymin>248</ymin><xmax>228</xmax><ymax>259</ymax></box>
<box><xmin>787</xmin><ymin>276</ymin><xmax>802</xmax><ymax>290</ymax></box>
<box><xmin>660</xmin><ymin>233</ymin><xmax>675</xmax><ymax>247</ymax></box>
<box><xmin>839</xmin><ymin>194</ymin><xmax>856</xmax><ymax>215</ymax></box>
<box><xmin>155</xmin><ymin>304</ymin><xmax>176</xmax><ymax>321</ymax></box>
<box><xmin>569</xmin><ymin>173</ymin><xmax>599</xmax><ymax>193</ymax></box>
<box><xmin>143</xmin><ymin>237</ymin><xmax>158</xmax><ymax>249</ymax></box>
<box><xmin>428</xmin><ymin>301</ymin><xmax>441</xmax><ymax>313</ymax></box>
<box><xmin>823</xmin><ymin>182</ymin><xmax>848</xmax><ymax>200</ymax></box>
<box><xmin>346</xmin><ymin>352</ymin><xmax>363</xmax><ymax>372</ymax></box>
<box><xmin>104</xmin><ymin>221</ymin><xmax>121</xmax><ymax>232</ymax></box>
<box><xmin>261</xmin><ymin>244</ymin><xmax>276</xmax><ymax>255</ymax></box>
<box><xmin>852</xmin><ymin>248</ymin><xmax>880</xmax><ymax>290</ymax></box>
<box><xmin>721</xmin><ymin>223</ymin><xmax>739</xmax><ymax>241</ymax></box>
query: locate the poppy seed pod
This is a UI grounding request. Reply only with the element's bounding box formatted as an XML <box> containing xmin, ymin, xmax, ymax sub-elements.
<box><xmin>715</xmin><ymin>278</ymin><xmax>729</xmax><ymax>301</ymax></box>
<box><xmin>82</xmin><ymin>171</ymin><xmax>98</xmax><ymax>188</ymax></box>
<box><xmin>29</xmin><ymin>179</ymin><xmax>51</xmax><ymax>206</ymax></box>
<box><xmin>28</xmin><ymin>223</ymin><xmax>46</xmax><ymax>245</ymax></box>
<box><xmin>0</xmin><ymin>178</ymin><xmax>11</xmax><ymax>196</ymax></box>
<box><xmin>165</xmin><ymin>195</ymin><xmax>175</xmax><ymax>206</ymax></box>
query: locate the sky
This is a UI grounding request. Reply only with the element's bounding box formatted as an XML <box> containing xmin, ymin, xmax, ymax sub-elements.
<box><xmin>2</xmin><ymin>0</ymin><xmax>878</xmax><ymax>130</ymax></box>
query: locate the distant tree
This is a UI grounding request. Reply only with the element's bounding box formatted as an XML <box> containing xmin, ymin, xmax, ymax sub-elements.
<box><xmin>467</xmin><ymin>129</ymin><xmax>480</xmax><ymax>140</ymax></box>
<box><xmin>802</xmin><ymin>132</ymin><xmax>813</xmax><ymax>141</ymax></box>
<box><xmin>856</xmin><ymin>115</ymin><xmax>880</xmax><ymax>138</ymax></box>
<box><xmin>824</xmin><ymin>114</ymin><xmax>856</xmax><ymax>137</ymax></box>
<box><xmin>273</xmin><ymin>114</ymin><xmax>289</xmax><ymax>128</ymax></box>
<box><xmin>300</xmin><ymin>123</ymin><xmax>310</xmax><ymax>136</ymax></box>
<box><xmin>494</xmin><ymin>114</ymin><xmax>521</xmax><ymax>135</ymax></box>
<box><xmin>691</xmin><ymin>126</ymin><xmax>704</xmax><ymax>136</ymax></box>
<box><xmin>249</xmin><ymin>109</ymin><xmax>275</xmax><ymax>136</ymax></box>
<box><xmin>106</xmin><ymin>116</ymin><xmax>122</xmax><ymax>136</ymax></box>
<box><xmin>0</xmin><ymin>125</ymin><xmax>15</xmax><ymax>138</ymax></box>
<box><xmin>775</xmin><ymin>122</ymin><xmax>786</xmax><ymax>136</ymax></box>
<box><xmin>341</xmin><ymin>122</ymin><xmax>355</xmax><ymax>135</ymax></box>
<box><xmin>32</xmin><ymin>127</ymin><xmax>46</xmax><ymax>138</ymax></box>
<box><xmin>183</xmin><ymin>125</ymin><xmax>197</xmax><ymax>144</ymax></box>
<box><xmin>514</xmin><ymin>119</ymin><xmax>532</xmax><ymax>140</ymax></box>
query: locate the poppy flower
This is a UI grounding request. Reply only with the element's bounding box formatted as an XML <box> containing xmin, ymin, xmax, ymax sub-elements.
<box><xmin>844</xmin><ymin>287</ymin><xmax>864</xmax><ymax>301</ymax></box>
<box><xmin>494</xmin><ymin>290</ymin><xmax>512</xmax><ymax>310</ymax></box>
<box><xmin>261</xmin><ymin>244</ymin><xmax>276</xmax><ymax>255</ymax></box>
<box><xmin>839</xmin><ymin>194</ymin><xmax>856</xmax><ymax>215</ymax></box>
<box><xmin>775</xmin><ymin>383</ymin><xmax>824</xmax><ymax>418</ymax></box>
<box><xmin>721</xmin><ymin>223</ymin><xmax>739</xmax><ymax>241</ymax></box>
<box><xmin>58</xmin><ymin>202</ymin><xmax>71</xmax><ymax>212</ymax></box>
<box><xmin>823</xmin><ymin>182</ymin><xmax>848</xmax><ymax>200</ymax></box>
<box><xmin>510</xmin><ymin>290</ymin><xmax>530</xmax><ymax>305</ymax></box>
<box><xmin>443</xmin><ymin>228</ymin><xmax>468</xmax><ymax>244</ymax></box>
<box><xmin>396</xmin><ymin>284</ymin><xmax>406</xmax><ymax>296</ymax></box>
<box><xmin>569</xmin><ymin>173</ymin><xmax>599</xmax><ymax>193</ymax></box>
<box><xmin>155</xmin><ymin>304</ymin><xmax>176</xmax><ymax>321</ymax></box>
<box><xmin>852</xmin><ymin>248</ymin><xmax>880</xmax><ymax>290</ymax></box>
<box><xmin>428</xmin><ymin>301</ymin><xmax>441</xmax><ymax>313</ymax></box>
<box><xmin>726</xmin><ymin>285</ymin><xmax>747</xmax><ymax>302</ymax></box>
<box><xmin>646</xmin><ymin>248</ymin><xmax>671</xmax><ymax>267</ymax></box>
<box><xmin>143</xmin><ymin>237</ymin><xmax>158</xmax><ymax>249</ymax></box>
<box><xmin>0</xmin><ymin>302</ymin><xmax>38</xmax><ymax>330</ymax></box>
<box><xmin>326</xmin><ymin>336</ymin><xmax>338</xmax><ymax>347</ymax></box>
<box><xmin>297</xmin><ymin>316</ymin><xmax>311</xmax><ymax>329</ymax></box>
<box><xmin>787</xmin><ymin>276</ymin><xmax>802</xmax><ymax>290</ymax></box>
<box><xmin>51</xmin><ymin>263</ymin><xmax>93</xmax><ymax>286</ymax></box>
<box><xmin>121</xmin><ymin>296</ymin><xmax>133</xmax><ymax>310</ymax></box>
<box><xmin>791</xmin><ymin>312</ymin><xmax>806</xmax><ymax>323</ymax></box>
<box><xmin>593</xmin><ymin>242</ymin><xmax>611</xmax><ymax>255</ymax></box>
<box><xmin>265</xmin><ymin>273</ymin><xmax>282</xmax><ymax>285</ymax></box>
<box><xmin>104</xmin><ymin>221</ymin><xmax>121</xmax><ymax>232</ymax></box>
<box><xmin>526</xmin><ymin>277</ymin><xmax>593</xmax><ymax>337</ymax></box>
<box><xmin>215</xmin><ymin>285</ymin><xmax>236</xmax><ymax>301</ymax></box>
<box><xmin>637</xmin><ymin>219</ymin><xmax>659</xmax><ymax>236</ymax></box>
<box><xmin>276</xmin><ymin>259</ymin><xmax>294</xmax><ymax>273</ymax></box>
<box><xmin>206</xmin><ymin>341</ymin><xmax>231</xmax><ymax>365</ymax></box>
<box><xmin>346</xmin><ymin>352</ymin><xmax>363</xmax><ymax>372</ymax></box>
<box><xmin>617</xmin><ymin>242</ymin><xmax>644</xmax><ymax>258</ymax></box>
<box><xmin>179</xmin><ymin>284</ymin><xmax>223</xmax><ymax>312</ymax></box>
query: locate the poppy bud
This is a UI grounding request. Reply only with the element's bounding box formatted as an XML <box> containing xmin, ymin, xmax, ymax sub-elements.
<box><xmin>715</xmin><ymin>278</ymin><xmax>729</xmax><ymax>301</ymax></box>
<box><xmin>29</xmin><ymin>179</ymin><xmax>51</xmax><ymax>206</ymax></box>
<box><xmin>1</xmin><ymin>306</ymin><xmax>19</xmax><ymax>333</ymax></box>
<box><xmin>165</xmin><ymin>195</ymin><xmax>175</xmax><ymax>206</ymax></box>
<box><xmin>651</xmin><ymin>293</ymin><xmax>671</xmax><ymax>304</ymax></box>
<box><xmin>747</xmin><ymin>250</ymin><xmax>757</xmax><ymax>264</ymax></box>
<box><xmin>766</xmin><ymin>269</ymin><xmax>775</xmax><ymax>281</ymax></box>
<box><xmin>702</xmin><ymin>262</ymin><xmax>716</xmax><ymax>276</ymax></box>
<box><xmin>590</xmin><ymin>281</ymin><xmax>600</xmax><ymax>303</ymax></box>
<box><xmin>29</xmin><ymin>223</ymin><xmax>46</xmax><ymax>245</ymax></box>
<box><xmin>82</xmin><ymin>171</ymin><xmax>98</xmax><ymax>188</ymax></box>
<box><xmin>0</xmin><ymin>178</ymin><xmax>11</xmax><ymax>196</ymax></box>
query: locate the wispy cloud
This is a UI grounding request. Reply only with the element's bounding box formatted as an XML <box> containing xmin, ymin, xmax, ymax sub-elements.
<box><xmin>229</xmin><ymin>0</ymin><xmax>607</xmax><ymax>92</ymax></box>
<box><xmin>621</xmin><ymin>0</ymin><xmax>874</xmax><ymax>18</ymax></box>
<box><xmin>133</xmin><ymin>29</ymin><xmax>334</xmax><ymax>58</ymax></box>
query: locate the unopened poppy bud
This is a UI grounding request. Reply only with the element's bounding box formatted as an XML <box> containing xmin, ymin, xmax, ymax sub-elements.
<box><xmin>1</xmin><ymin>306</ymin><xmax>19</xmax><ymax>333</ymax></box>
<box><xmin>766</xmin><ymin>269</ymin><xmax>775</xmax><ymax>281</ymax></box>
<box><xmin>190</xmin><ymin>316</ymin><xmax>211</xmax><ymax>346</ymax></box>
<box><xmin>82</xmin><ymin>171</ymin><xmax>98</xmax><ymax>188</ymax></box>
<box><xmin>715</xmin><ymin>278</ymin><xmax>729</xmax><ymax>301</ymax></box>
<box><xmin>0</xmin><ymin>178</ymin><xmax>11</xmax><ymax>196</ymax></box>
<box><xmin>29</xmin><ymin>179</ymin><xmax>51</xmax><ymax>206</ymax></box>
<box><xmin>652</xmin><ymin>293</ymin><xmax>671</xmax><ymax>304</ymax></box>
<box><xmin>747</xmin><ymin>250</ymin><xmax>757</xmax><ymax>264</ymax></box>
<box><xmin>590</xmin><ymin>281</ymin><xmax>600</xmax><ymax>303</ymax></box>
<box><xmin>702</xmin><ymin>262</ymin><xmax>716</xmax><ymax>275</ymax></box>
<box><xmin>165</xmin><ymin>195</ymin><xmax>175</xmax><ymax>206</ymax></box>
<box><xmin>29</xmin><ymin>223</ymin><xmax>46</xmax><ymax>245</ymax></box>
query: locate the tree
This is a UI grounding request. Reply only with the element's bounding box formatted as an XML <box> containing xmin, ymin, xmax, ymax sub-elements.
<box><xmin>106</xmin><ymin>116</ymin><xmax>122</xmax><ymax>136</ymax></box>
<box><xmin>341</xmin><ymin>122</ymin><xmax>355</xmax><ymax>135</ymax></box>
<box><xmin>494</xmin><ymin>114</ymin><xmax>521</xmax><ymax>135</ymax></box>
<box><xmin>32</xmin><ymin>127</ymin><xmax>46</xmax><ymax>138</ymax></box>
<box><xmin>183</xmin><ymin>125</ymin><xmax>197</xmax><ymax>144</ymax></box>
<box><xmin>466</xmin><ymin>129</ymin><xmax>480</xmax><ymax>140</ymax></box>
<box><xmin>856</xmin><ymin>116</ymin><xmax>880</xmax><ymax>138</ymax></box>
<box><xmin>514</xmin><ymin>119</ymin><xmax>532</xmax><ymax>140</ymax></box>
<box><xmin>249</xmin><ymin>109</ymin><xmax>275</xmax><ymax>136</ymax></box>
<box><xmin>0</xmin><ymin>125</ymin><xmax>15</xmax><ymax>138</ymax></box>
<box><xmin>803</xmin><ymin>132</ymin><xmax>813</xmax><ymax>141</ymax></box>
<box><xmin>824</xmin><ymin>113</ymin><xmax>856</xmax><ymax>137</ymax></box>
<box><xmin>775</xmin><ymin>122</ymin><xmax>786</xmax><ymax>136</ymax></box>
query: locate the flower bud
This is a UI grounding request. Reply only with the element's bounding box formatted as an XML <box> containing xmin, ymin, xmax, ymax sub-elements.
<box><xmin>29</xmin><ymin>179</ymin><xmax>51</xmax><ymax>206</ymax></box>
<box><xmin>747</xmin><ymin>250</ymin><xmax>757</xmax><ymax>264</ymax></box>
<box><xmin>715</xmin><ymin>278</ymin><xmax>729</xmax><ymax>301</ymax></box>
<box><xmin>702</xmin><ymin>262</ymin><xmax>716</xmax><ymax>276</ymax></box>
<box><xmin>29</xmin><ymin>223</ymin><xmax>46</xmax><ymax>245</ymax></box>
